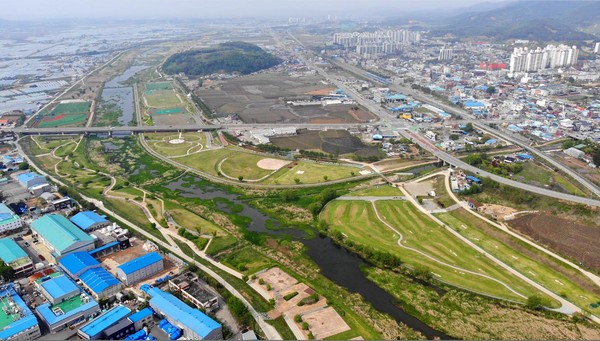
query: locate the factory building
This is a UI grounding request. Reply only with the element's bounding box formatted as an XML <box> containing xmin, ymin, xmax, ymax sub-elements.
<box><xmin>116</xmin><ymin>252</ymin><xmax>163</xmax><ymax>286</ymax></box>
<box><xmin>59</xmin><ymin>251</ymin><xmax>122</xmax><ymax>300</ymax></box>
<box><xmin>0</xmin><ymin>284</ymin><xmax>41</xmax><ymax>340</ymax></box>
<box><xmin>35</xmin><ymin>274</ymin><xmax>99</xmax><ymax>333</ymax></box>
<box><xmin>16</xmin><ymin>172</ymin><xmax>46</xmax><ymax>189</ymax></box>
<box><xmin>77</xmin><ymin>305</ymin><xmax>132</xmax><ymax>340</ymax></box>
<box><xmin>0</xmin><ymin>238</ymin><xmax>33</xmax><ymax>277</ymax></box>
<box><xmin>30</xmin><ymin>214</ymin><xmax>95</xmax><ymax>260</ymax></box>
<box><xmin>70</xmin><ymin>211</ymin><xmax>111</xmax><ymax>232</ymax></box>
<box><xmin>141</xmin><ymin>284</ymin><xmax>222</xmax><ymax>340</ymax></box>
<box><xmin>0</xmin><ymin>204</ymin><xmax>23</xmax><ymax>234</ymax></box>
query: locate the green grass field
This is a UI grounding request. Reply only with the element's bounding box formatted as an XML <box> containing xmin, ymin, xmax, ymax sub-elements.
<box><xmin>39</xmin><ymin>113</ymin><xmax>88</xmax><ymax>128</ymax></box>
<box><xmin>436</xmin><ymin>208</ymin><xmax>599</xmax><ymax>313</ymax></box>
<box><xmin>321</xmin><ymin>200</ymin><xmax>549</xmax><ymax>303</ymax></box>
<box><xmin>164</xmin><ymin>201</ymin><xmax>223</xmax><ymax>235</ymax></box>
<box><xmin>511</xmin><ymin>162</ymin><xmax>586</xmax><ymax>196</ymax></box>
<box><xmin>205</xmin><ymin>234</ymin><xmax>238</xmax><ymax>255</ymax></box>
<box><xmin>349</xmin><ymin>185</ymin><xmax>403</xmax><ymax>197</ymax></box>
<box><xmin>145</xmin><ymin>89</ymin><xmax>182</xmax><ymax>108</ymax></box>
<box><xmin>221</xmin><ymin>246</ymin><xmax>275</xmax><ymax>274</ymax></box>
<box><xmin>146</xmin><ymin>133</ymin><xmax>205</xmax><ymax>156</ymax></box>
<box><xmin>145</xmin><ymin>82</ymin><xmax>173</xmax><ymax>91</ymax></box>
<box><xmin>265</xmin><ymin>162</ymin><xmax>360</xmax><ymax>185</ymax></box>
<box><xmin>50</xmin><ymin>101</ymin><xmax>91</xmax><ymax>115</ymax></box>
<box><xmin>219</xmin><ymin>152</ymin><xmax>277</xmax><ymax>180</ymax></box>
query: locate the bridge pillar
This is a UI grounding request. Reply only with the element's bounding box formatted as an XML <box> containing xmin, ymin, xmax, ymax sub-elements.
<box><xmin>108</xmin><ymin>131</ymin><xmax>112</xmax><ymax>137</ymax></box>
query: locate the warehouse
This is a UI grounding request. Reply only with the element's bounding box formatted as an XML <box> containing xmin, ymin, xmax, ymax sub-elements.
<box><xmin>37</xmin><ymin>274</ymin><xmax>80</xmax><ymax>305</ymax></box>
<box><xmin>30</xmin><ymin>214</ymin><xmax>95</xmax><ymax>260</ymax></box>
<box><xmin>16</xmin><ymin>172</ymin><xmax>46</xmax><ymax>189</ymax></box>
<box><xmin>141</xmin><ymin>284</ymin><xmax>222</xmax><ymax>340</ymax></box>
<box><xmin>70</xmin><ymin>211</ymin><xmax>111</xmax><ymax>232</ymax></box>
<box><xmin>116</xmin><ymin>252</ymin><xmax>163</xmax><ymax>286</ymax></box>
<box><xmin>0</xmin><ymin>238</ymin><xmax>33</xmax><ymax>277</ymax></box>
<box><xmin>0</xmin><ymin>284</ymin><xmax>41</xmax><ymax>340</ymax></box>
<box><xmin>78</xmin><ymin>305</ymin><xmax>132</xmax><ymax>340</ymax></box>
<box><xmin>128</xmin><ymin>307</ymin><xmax>154</xmax><ymax>331</ymax></box>
<box><xmin>59</xmin><ymin>251</ymin><xmax>122</xmax><ymax>299</ymax></box>
<box><xmin>36</xmin><ymin>292</ymin><xmax>99</xmax><ymax>333</ymax></box>
<box><xmin>0</xmin><ymin>204</ymin><xmax>23</xmax><ymax>233</ymax></box>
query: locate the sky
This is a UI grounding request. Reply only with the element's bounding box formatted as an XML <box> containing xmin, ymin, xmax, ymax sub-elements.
<box><xmin>2</xmin><ymin>0</ymin><xmax>508</xmax><ymax>20</ymax></box>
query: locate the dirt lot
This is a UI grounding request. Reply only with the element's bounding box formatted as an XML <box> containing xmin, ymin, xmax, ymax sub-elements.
<box><xmin>478</xmin><ymin>204</ymin><xmax>518</xmax><ymax>220</ymax></box>
<box><xmin>509</xmin><ymin>213</ymin><xmax>600</xmax><ymax>272</ymax></box>
<box><xmin>301</xmin><ymin>307</ymin><xmax>350</xmax><ymax>340</ymax></box>
<box><xmin>551</xmin><ymin>152</ymin><xmax>600</xmax><ymax>187</ymax></box>
<box><xmin>152</xmin><ymin>113</ymin><xmax>196</xmax><ymax>126</ymax></box>
<box><xmin>270</xmin><ymin>129</ymin><xmax>379</xmax><ymax>157</ymax></box>
<box><xmin>195</xmin><ymin>72</ymin><xmax>375</xmax><ymax>123</ymax></box>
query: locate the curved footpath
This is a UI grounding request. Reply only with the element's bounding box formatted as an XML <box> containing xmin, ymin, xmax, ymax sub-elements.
<box><xmin>14</xmin><ymin>140</ymin><xmax>282</xmax><ymax>340</ymax></box>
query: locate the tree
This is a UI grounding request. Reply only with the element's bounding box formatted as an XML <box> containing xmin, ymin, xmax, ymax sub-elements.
<box><xmin>562</xmin><ymin>140</ymin><xmax>576</xmax><ymax>150</ymax></box>
<box><xmin>294</xmin><ymin>178</ymin><xmax>301</xmax><ymax>184</ymax></box>
<box><xmin>486</xmin><ymin>86</ymin><xmax>496</xmax><ymax>94</ymax></box>
<box><xmin>294</xmin><ymin>315</ymin><xmax>302</xmax><ymax>323</ymax></box>
<box><xmin>323</xmin><ymin>175</ymin><xmax>329</xmax><ymax>181</ymax></box>
<box><xmin>301</xmin><ymin>322</ymin><xmax>309</xmax><ymax>330</ymax></box>
<box><xmin>238</xmin><ymin>176</ymin><xmax>244</xmax><ymax>182</ymax></box>
<box><xmin>0</xmin><ymin>261</ymin><xmax>15</xmax><ymax>281</ymax></box>
<box><xmin>526</xmin><ymin>295</ymin><xmax>544</xmax><ymax>310</ymax></box>
<box><xmin>464</xmin><ymin>122</ymin><xmax>474</xmax><ymax>132</ymax></box>
<box><xmin>18</xmin><ymin>162</ymin><xmax>29</xmax><ymax>170</ymax></box>
<box><xmin>593</xmin><ymin>149</ymin><xmax>600</xmax><ymax>167</ymax></box>
<box><xmin>449</xmin><ymin>134</ymin><xmax>460</xmax><ymax>141</ymax></box>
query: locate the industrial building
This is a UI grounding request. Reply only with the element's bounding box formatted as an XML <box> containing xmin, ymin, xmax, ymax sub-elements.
<box><xmin>141</xmin><ymin>284</ymin><xmax>222</xmax><ymax>340</ymax></box>
<box><xmin>70</xmin><ymin>211</ymin><xmax>111</xmax><ymax>232</ymax></box>
<box><xmin>116</xmin><ymin>252</ymin><xmax>163</xmax><ymax>286</ymax></box>
<box><xmin>59</xmin><ymin>251</ymin><xmax>122</xmax><ymax>300</ymax></box>
<box><xmin>128</xmin><ymin>307</ymin><xmax>154</xmax><ymax>331</ymax></box>
<box><xmin>30</xmin><ymin>214</ymin><xmax>95</xmax><ymax>260</ymax></box>
<box><xmin>0</xmin><ymin>238</ymin><xmax>33</xmax><ymax>277</ymax></box>
<box><xmin>0</xmin><ymin>284</ymin><xmax>41</xmax><ymax>340</ymax></box>
<box><xmin>16</xmin><ymin>172</ymin><xmax>47</xmax><ymax>189</ymax></box>
<box><xmin>78</xmin><ymin>305</ymin><xmax>132</xmax><ymax>340</ymax></box>
<box><xmin>169</xmin><ymin>272</ymin><xmax>219</xmax><ymax>313</ymax></box>
<box><xmin>35</xmin><ymin>274</ymin><xmax>99</xmax><ymax>333</ymax></box>
<box><xmin>0</xmin><ymin>204</ymin><xmax>23</xmax><ymax>234</ymax></box>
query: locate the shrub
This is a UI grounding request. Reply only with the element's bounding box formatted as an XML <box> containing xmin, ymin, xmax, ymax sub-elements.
<box><xmin>283</xmin><ymin>292</ymin><xmax>298</xmax><ymax>301</ymax></box>
<box><xmin>294</xmin><ymin>314</ymin><xmax>302</xmax><ymax>323</ymax></box>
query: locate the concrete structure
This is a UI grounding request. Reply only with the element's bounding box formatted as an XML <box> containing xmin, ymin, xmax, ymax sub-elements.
<box><xmin>37</xmin><ymin>274</ymin><xmax>80</xmax><ymax>305</ymax></box>
<box><xmin>0</xmin><ymin>238</ymin><xmax>33</xmax><ymax>277</ymax></box>
<box><xmin>141</xmin><ymin>284</ymin><xmax>222</xmax><ymax>340</ymax></box>
<box><xmin>28</xmin><ymin>183</ymin><xmax>51</xmax><ymax>196</ymax></box>
<box><xmin>36</xmin><ymin>293</ymin><xmax>99</xmax><ymax>333</ymax></box>
<box><xmin>564</xmin><ymin>147</ymin><xmax>585</xmax><ymax>159</ymax></box>
<box><xmin>0</xmin><ymin>284</ymin><xmax>41</xmax><ymax>340</ymax></box>
<box><xmin>169</xmin><ymin>272</ymin><xmax>219</xmax><ymax>313</ymax></box>
<box><xmin>510</xmin><ymin>44</ymin><xmax>578</xmax><ymax>74</ymax></box>
<box><xmin>0</xmin><ymin>204</ymin><xmax>23</xmax><ymax>234</ymax></box>
<box><xmin>16</xmin><ymin>172</ymin><xmax>46</xmax><ymax>189</ymax></box>
<box><xmin>70</xmin><ymin>211</ymin><xmax>110</xmax><ymax>232</ymax></box>
<box><xmin>116</xmin><ymin>252</ymin><xmax>163</xmax><ymax>286</ymax></box>
<box><xmin>438</xmin><ymin>48</ymin><xmax>454</xmax><ymax>61</ymax></box>
<box><xmin>59</xmin><ymin>251</ymin><xmax>122</xmax><ymax>300</ymax></box>
<box><xmin>128</xmin><ymin>307</ymin><xmax>154</xmax><ymax>331</ymax></box>
<box><xmin>77</xmin><ymin>305</ymin><xmax>131</xmax><ymax>340</ymax></box>
<box><xmin>30</xmin><ymin>214</ymin><xmax>95</xmax><ymax>260</ymax></box>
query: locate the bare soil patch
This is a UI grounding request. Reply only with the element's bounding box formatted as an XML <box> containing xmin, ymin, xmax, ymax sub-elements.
<box><xmin>257</xmin><ymin>158</ymin><xmax>291</xmax><ymax>170</ymax></box>
<box><xmin>509</xmin><ymin>213</ymin><xmax>600</xmax><ymax>272</ymax></box>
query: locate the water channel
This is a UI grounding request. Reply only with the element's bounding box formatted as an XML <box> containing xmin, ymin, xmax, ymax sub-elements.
<box><xmin>164</xmin><ymin>175</ymin><xmax>451</xmax><ymax>339</ymax></box>
<box><xmin>99</xmin><ymin>64</ymin><xmax>150</xmax><ymax>125</ymax></box>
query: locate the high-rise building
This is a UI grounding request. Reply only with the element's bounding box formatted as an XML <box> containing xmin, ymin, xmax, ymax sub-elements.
<box><xmin>509</xmin><ymin>44</ymin><xmax>578</xmax><ymax>74</ymax></box>
<box><xmin>333</xmin><ymin>29</ymin><xmax>420</xmax><ymax>55</ymax></box>
<box><xmin>594</xmin><ymin>42</ymin><xmax>600</xmax><ymax>54</ymax></box>
<box><xmin>438</xmin><ymin>48</ymin><xmax>454</xmax><ymax>61</ymax></box>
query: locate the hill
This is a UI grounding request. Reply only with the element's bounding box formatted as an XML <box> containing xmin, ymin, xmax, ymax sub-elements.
<box><xmin>438</xmin><ymin>1</ymin><xmax>599</xmax><ymax>41</ymax></box>
<box><xmin>162</xmin><ymin>41</ymin><xmax>282</xmax><ymax>77</ymax></box>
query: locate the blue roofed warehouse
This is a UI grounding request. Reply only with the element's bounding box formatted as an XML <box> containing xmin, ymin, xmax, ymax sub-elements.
<box><xmin>70</xmin><ymin>211</ymin><xmax>110</xmax><ymax>231</ymax></box>
<box><xmin>116</xmin><ymin>252</ymin><xmax>164</xmax><ymax>285</ymax></box>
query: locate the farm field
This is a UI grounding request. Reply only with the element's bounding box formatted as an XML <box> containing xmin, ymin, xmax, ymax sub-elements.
<box><xmin>32</xmin><ymin>101</ymin><xmax>91</xmax><ymax>128</ymax></box>
<box><xmin>436</xmin><ymin>209</ymin><xmax>600</xmax><ymax>314</ymax></box>
<box><xmin>512</xmin><ymin>162</ymin><xmax>586</xmax><ymax>196</ymax></box>
<box><xmin>195</xmin><ymin>71</ymin><xmax>376</xmax><ymax>123</ymax></box>
<box><xmin>320</xmin><ymin>200</ymin><xmax>551</xmax><ymax>303</ymax></box>
<box><xmin>270</xmin><ymin>129</ymin><xmax>380</xmax><ymax>157</ymax></box>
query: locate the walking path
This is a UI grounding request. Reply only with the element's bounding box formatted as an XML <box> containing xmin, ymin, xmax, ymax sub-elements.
<box><xmin>337</xmin><ymin>196</ymin><xmax>406</xmax><ymax>202</ymax></box>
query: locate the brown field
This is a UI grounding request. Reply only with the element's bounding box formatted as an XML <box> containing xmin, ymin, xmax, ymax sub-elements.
<box><xmin>551</xmin><ymin>152</ymin><xmax>600</xmax><ymax>187</ymax></box>
<box><xmin>509</xmin><ymin>213</ymin><xmax>600</xmax><ymax>272</ymax></box>
<box><xmin>301</xmin><ymin>307</ymin><xmax>350</xmax><ymax>340</ymax></box>
<box><xmin>152</xmin><ymin>113</ymin><xmax>196</xmax><ymax>126</ymax></box>
<box><xmin>270</xmin><ymin>129</ymin><xmax>379</xmax><ymax>157</ymax></box>
<box><xmin>195</xmin><ymin>72</ymin><xmax>376</xmax><ymax>123</ymax></box>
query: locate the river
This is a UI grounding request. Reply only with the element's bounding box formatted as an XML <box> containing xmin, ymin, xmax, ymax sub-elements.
<box><xmin>99</xmin><ymin>64</ymin><xmax>150</xmax><ymax>125</ymax></box>
<box><xmin>164</xmin><ymin>175</ymin><xmax>451</xmax><ymax>339</ymax></box>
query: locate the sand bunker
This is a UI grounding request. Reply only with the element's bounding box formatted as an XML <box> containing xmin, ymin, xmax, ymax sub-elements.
<box><xmin>256</xmin><ymin>158</ymin><xmax>291</xmax><ymax>170</ymax></box>
<box><xmin>169</xmin><ymin>139</ymin><xmax>185</xmax><ymax>144</ymax></box>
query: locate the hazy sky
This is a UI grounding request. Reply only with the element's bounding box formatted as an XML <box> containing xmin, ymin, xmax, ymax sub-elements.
<box><xmin>2</xmin><ymin>0</ymin><xmax>507</xmax><ymax>20</ymax></box>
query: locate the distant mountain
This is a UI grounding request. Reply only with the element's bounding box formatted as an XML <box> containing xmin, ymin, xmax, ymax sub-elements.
<box><xmin>438</xmin><ymin>1</ymin><xmax>599</xmax><ymax>41</ymax></box>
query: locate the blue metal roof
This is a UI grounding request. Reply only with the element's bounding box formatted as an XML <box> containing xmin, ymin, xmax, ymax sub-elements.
<box><xmin>0</xmin><ymin>284</ymin><xmax>39</xmax><ymax>340</ymax></box>
<box><xmin>36</xmin><ymin>299</ymin><xmax>99</xmax><ymax>326</ymax></box>
<box><xmin>464</xmin><ymin>100</ymin><xmax>485</xmax><ymax>108</ymax></box>
<box><xmin>141</xmin><ymin>285</ymin><xmax>220</xmax><ymax>338</ymax></box>
<box><xmin>89</xmin><ymin>241</ymin><xmax>120</xmax><ymax>256</ymax></box>
<box><xmin>128</xmin><ymin>307</ymin><xmax>153</xmax><ymax>323</ymax></box>
<box><xmin>79</xmin><ymin>305</ymin><xmax>131</xmax><ymax>338</ymax></box>
<box><xmin>70</xmin><ymin>211</ymin><xmax>109</xmax><ymax>230</ymax></box>
<box><xmin>79</xmin><ymin>267</ymin><xmax>120</xmax><ymax>294</ymax></box>
<box><xmin>466</xmin><ymin>175</ymin><xmax>482</xmax><ymax>183</ymax></box>
<box><xmin>0</xmin><ymin>238</ymin><xmax>28</xmax><ymax>264</ymax></box>
<box><xmin>117</xmin><ymin>252</ymin><xmax>162</xmax><ymax>275</ymax></box>
<box><xmin>59</xmin><ymin>251</ymin><xmax>100</xmax><ymax>278</ymax></box>
<box><xmin>40</xmin><ymin>275</ymin><xmax>79</xmax><ymax>299</ymax></box>
<box><xmin>16</xmin><ymin>172</ymin><xmax>45</xmax><ymax>184</ymax></box>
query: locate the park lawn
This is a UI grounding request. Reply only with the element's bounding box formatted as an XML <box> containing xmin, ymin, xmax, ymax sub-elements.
<box><xmin>373</xmin><ymin>158</ymin><xmax>429</xmax><ymax>172</ymax></box>
<box><xmin>175</xmin><ymin>148</ymin><xmax>236</xmax><ymax>176</ymax></box>
<box><xmin>219</xmin><ymin>152</ymin><xmax>277</xmax><ymax>181</ymax></box>
<box><xmin>34</xmin><ymin>155</ymin><xmax>60</xmax><ymax>173</ymax></box>
<box><xmin>436</xmin><ymin>209</ymin><xmax>600</xmax><ymax>311</ymax></box>
<box><xmin>205</xmin><ymin>234</ymin><xmax>238</xmax><ymax>256</ymax></box>
<box><xmin>163</xmin><ymin>201</ymin><xmax>223</xmax><ymax>236</ymax></box>
<box><xmin>145</xmin><ymin>89</ymin><xmax>181</xmax><ymax>108</ymax></box>
<box><xmin>50</xmin><ymin>101</ymin><xmax>90</xmax><ymax>115</ymax></box>
<box><xmin>111</xmin><ymin>186</ymin><xmax>144</xmax><ymax>200</ymax></box>
<box><xmin>29</xmin><ymin>136</ymin><xmax>77</xmax><ymax>154</ymax></box>
<box><xmin>375</xmin><ymin>200</ymin><xmax>546</xmax><ymax>302</ymax></box>
<box><xmin>321</xmin><ymin>200</ymin><xmax>541</xmax><ymax>302</ymax></box>
<box><xmin>53</xmin><ymin>141</ymin><xmax>78</xmax><ymax>158</ymax></box>
<box><xmin>266</xmin><ymin>317</ymin><xmax>297</xmax><ymax>341</ymax></box>
<box><xmin>350</xmin><ymin>185</ymin><xmax>403</xmax><ymax>197</ymax></box>
<box><xmin>221</xmin><ymin>246</ymin><xmax>275</xmax><ymax>275</ymax></box>
<box><xmin>266</xmin><ymin>162</ymin><xmax>359</xmax><ymax>185</ymax></box>
<box><xmin>147</xmin><ymin>132</ymin><xmax>205</xmax><ymax>156</ymax></box>
<box><xmin>145</xmin><ymin>197</ymin><xmax>164</xmax><ymax>223</ymax></box>
<box><xmin>514</xmin><ymin>162</ymin><xmax>586</xmax><ymax>196</ymax></box>
<box><xmin>429</xmin><ymin>175</ymin><xmax>455</xmax><ymax>208</ymax></box>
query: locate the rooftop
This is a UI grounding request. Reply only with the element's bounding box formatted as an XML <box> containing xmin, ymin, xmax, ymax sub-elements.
<box><xmin>31</xmin><ymin>214</ymin><xmax>94</xmax><ymax>254</ymax></box>
<box><xmin>16</xmin><ymin>172</ymin><xmax>45</xmax><ymax>183</ymax></box>
<box><xmin>36</xmin><ymin>295</ymin><xmax>98</xmax><ymax>326</ymax></box>
<box><xmin>70</xmin><ymin>211</ymin><xmax>109</xmax><ymax>231</ymax></box>
<box><xmin>128</xmin><ymin>307</ymin><xmax>153</xmax><ymax>323</ymax></box>
<box><xmin>141</xmin><ymin>285</ymin><xmax>220</xmax><ymax>338</ymax></box>
<box><xmin>0</xmin><ymin>238</ymin><xmax>29</xmax><ymax>266</ymax></box>
<box><xmin>59</xmin><ymin>251</ymin><xmax>100</xmax><ymax>278</ymax></box>
<box><xmin>40</xmin><ymin>275</ymin><xmax>79</xmax><ymax>300</ymax></box>
<box><xmin>0</xmin><ymin>284</ymin><xmax>38</xmax><ymax>339</ymax></box>
<box><xmin>117</xmin><ymin>252</ymin><xmax>162</xmax><ymax>275</ymax></box>
<box><xmin>79</xmin><ymin>305</ymin><xmax>131</xmax><ymax>338</ymax></box>
<box><xmin>79</xmin><ymin>267</ymin><xmax>120</xmax><ymax>294</ymax></box>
